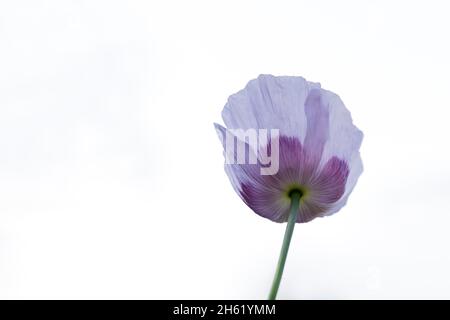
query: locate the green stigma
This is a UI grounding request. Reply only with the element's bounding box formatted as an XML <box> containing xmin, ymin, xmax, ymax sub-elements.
<box><xmin>284</xmin><ymin>184</ymin><xmax>308</xmax><ymax>201</ymax></box>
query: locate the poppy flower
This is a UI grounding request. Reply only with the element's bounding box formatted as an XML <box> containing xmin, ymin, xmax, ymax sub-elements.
<box><xmin>214</xmin><ymin>74</ymin><xmax>363</xmax><ymax>299</ymax></box>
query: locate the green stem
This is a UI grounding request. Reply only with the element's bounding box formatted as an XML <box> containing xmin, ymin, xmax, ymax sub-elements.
<box><xmin>268</xmin><ymin>191</ymin><xmax>301</xmax><ymax>300</ymax></box>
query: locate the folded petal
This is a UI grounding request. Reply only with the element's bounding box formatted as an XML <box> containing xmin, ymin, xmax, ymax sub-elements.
<box><xmin>303</xmin><ymin>88</ymin><xmax>330</xmax><ymax>166</ymax></box>
<box><xmin>313</xmin><ymin>90</ymin><xmax>363</xmax><ymax>216</ymax></box>
<box><xmin>319</xmin><ymin>89</ymin><xmax>363</xmax><ymax>165</ymax></box>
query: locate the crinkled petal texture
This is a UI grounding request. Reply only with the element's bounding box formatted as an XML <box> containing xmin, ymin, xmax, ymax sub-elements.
<box><xmin>215</xmin><ymin>75</ymin><xmax>363</xmax><ymax>223</ymax></box>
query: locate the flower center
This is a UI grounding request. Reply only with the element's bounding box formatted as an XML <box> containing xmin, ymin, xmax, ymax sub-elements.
<box><xmin>288</xmin><ymin>188</ymin><xmax>304</xmax><ymax>200</ymax></box>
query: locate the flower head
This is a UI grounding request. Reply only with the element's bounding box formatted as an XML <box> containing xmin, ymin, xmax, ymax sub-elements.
<box><xmin>215</xmin><ymin>75</ymin><xmax>363</xmax><ymax>223</ymax></box>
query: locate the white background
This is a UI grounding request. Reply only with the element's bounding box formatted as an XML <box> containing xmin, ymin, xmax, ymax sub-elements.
<box><xmin>1</xmin><ymin>0</ymin><xmax>449</xmax><ymax>299</ymax></box>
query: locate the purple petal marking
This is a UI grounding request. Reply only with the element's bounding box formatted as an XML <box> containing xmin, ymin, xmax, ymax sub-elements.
<box><xmin>240</xmin><ymin>136</ymin><xmax>308</xmax><ymax>222</ymax></box>
<box><xmin>238</xmin><ymin>136</ymin><xmax>349</xmax><ymax>223</ymax></box>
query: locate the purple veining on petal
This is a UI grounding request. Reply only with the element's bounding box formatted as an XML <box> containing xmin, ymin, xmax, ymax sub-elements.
<box><xmin>298</xmin><ymin>156</ymin><xmax>349</xmax><ymax>223</ymax></box>
<box><xmin>240</xmin><ymin>183</ymin><xmax>287</xmax><ymax>222</ymax></box>
<box><xmin>311</xmin><ymin>156</ymin><xmax>349</xmax><ymax>204</ymax></box>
